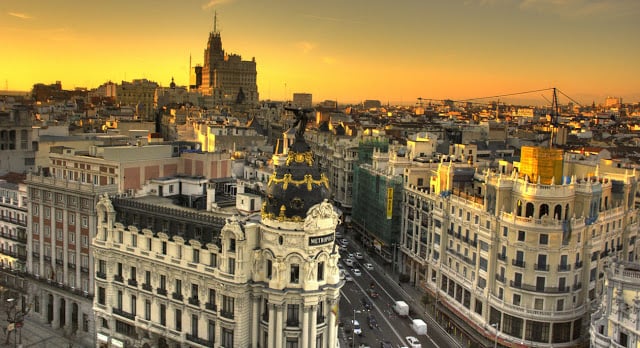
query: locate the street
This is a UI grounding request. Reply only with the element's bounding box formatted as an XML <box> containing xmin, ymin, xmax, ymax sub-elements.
<box><xmin>337</xmin><ymin>232</ymin><xmax>462</xmax><ymax>348</ymax></box>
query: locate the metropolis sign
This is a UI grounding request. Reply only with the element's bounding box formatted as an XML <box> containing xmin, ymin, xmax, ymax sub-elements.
<box><xmin>309</xmin><ymin>233</ymin><xmax>335</xmax><ymax>246</ymax></box>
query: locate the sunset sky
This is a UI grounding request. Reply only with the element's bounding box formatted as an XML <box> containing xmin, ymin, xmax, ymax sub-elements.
<box><xmin>1</xmin><ymin>0</ymin><xmax>638</xmax><ymax>105</ymax></box>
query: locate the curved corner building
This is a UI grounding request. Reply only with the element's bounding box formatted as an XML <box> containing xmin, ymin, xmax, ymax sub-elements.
<box><xmin>92</xmin><ymin>132</ymin><xmax>342</xmax><ymax>347</ymax></box>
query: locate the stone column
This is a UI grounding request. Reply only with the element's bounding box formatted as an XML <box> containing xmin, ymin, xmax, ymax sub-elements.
<box><xmin>251</xmin><ymin>297</ymin><xmax>259</xmax><ymax>348</ymax></box>
<box><xmin>275</xmin><ymin>305</ymin><xmax>283</xmax><ymax>348</ymax></box>
<box><xmin>51</xmin><ymin>294</ymin><xmax>60</xmax><ymax>329</ymax></box>
<box><xmin>327</xmin><ymin>300</ymin><xmax>337</xmax><ymax>348</ymax></box>
<box><xmin>301</xmin><ymin>306</ymin><xmax>309</xmax><ymax>348</ymax></box>
<box><xmin>65</xmin><ymin>299</ymin><xmax>73</xmax><ymax>334</ymax></box>
<box><xmin>267</xmin><ymin>304</ymin><xmax>276</xmax><ymax>348</ymax></box>
<box><xmin>309</xmin><ymin>305</ymin><xmax>318</xmax><ymax>348</ymax></box>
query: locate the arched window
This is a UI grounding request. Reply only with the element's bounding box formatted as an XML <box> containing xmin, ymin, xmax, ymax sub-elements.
<box><xmin>539</xmin><ymin>204</ymin><xmax>549</xmax><ymax>218</ymax></box>
<box><xmin>554</xmin><ymin>205</ymin><xmax>562</xmax><ymax>220</ymax></box>
<box><xmin>525</xmin><ymin>202</ymin><xmax>534</xmax><ymax>218</ymax></box>
<box><xmin>516</xmin><ymin>200</ymin><xmax>523</xmax><ymax>216</ymax></box>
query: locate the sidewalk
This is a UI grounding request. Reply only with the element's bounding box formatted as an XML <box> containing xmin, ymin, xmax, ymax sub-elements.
<box><xmin>2</xmin><ymin>313</ymin><xmax>79</xmax><ymax>348</ymax></box>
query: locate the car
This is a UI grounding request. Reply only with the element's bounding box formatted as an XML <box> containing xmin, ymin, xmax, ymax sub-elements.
<box><xmin>344</xmin><ymin>258</ymin><xmax>355</xmax><ymax>267</ymax></box>
<box><xmin>340</xmin><ymin>238</ymin><xmax>349</xmax><ymax>246</ymax></box>
<box><xmin>405</xmin><ymin>336</ymin><xmax>422</xmax><ymax>348</ymax></box>
<box><xmin>351</xmin><ymin>320</ymin><xmax>362</xmax><ymax>335</ymax></box>
<box><xmin>352</xmin><ymin>268</ymin><xmax>362</xmax><ymax>276</ymax></box>
<box><xmin>364</xmin><ymin>263</ymin><xmax>374</xmax><ymax>270</ymax></box>
<box><xmin>361</xmin><ymin>297</ymin><xmax>372</xmax><ymax>310</ymax></box>
<box><xmin>380</xmin><ymin>341</ymin><xmax>393</xmax><ymax>348</ymax></box>
<box><xmin>355</xmin><ymin>252</ymin><xmax>364</xmax><ymax>260</ymax></box>
<box><xmin>339</xmin><ymin>245</ymin><xmax>348</xmax><ymax>252</ymax></box>
<box><xmin>345</xmin><ymin>274</ymin><xmax>353</xmax><ymax>282</ymax></box>
<box><xmin>347</xmin><ymin>253</ymin><xmax>355</xmax><ymax>260</ymax></box>
<box><xmin>335</xmin><ymin>231</ymin><xmax>343</xmax><ymax>238</ymax></box>
<box><xmin>367</xmin><ymin>288</ymin><xmax>379</xmax><ymax>298</ymax></box>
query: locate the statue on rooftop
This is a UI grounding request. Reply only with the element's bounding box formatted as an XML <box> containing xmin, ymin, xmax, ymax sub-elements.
<box><xmin>285</xmin><ymin>107</ymin><xmax>314</xmax><ymax>138</ymax></box>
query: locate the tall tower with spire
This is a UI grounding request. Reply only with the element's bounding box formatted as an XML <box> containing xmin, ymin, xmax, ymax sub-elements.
<box><xmin>199</xmin><ymin>11</ymin><xmax>259</xmax><ymax>107</ymax></box>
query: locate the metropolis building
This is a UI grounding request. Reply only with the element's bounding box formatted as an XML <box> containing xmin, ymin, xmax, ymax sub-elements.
<box><xmin>401</xmin><ymin>146</ymin><xmax>639</xmax><ymax>347</ymax></box>
<box><xmin>92</xmin><ymin>120</ymin><xmax>342</xmax><ymax>347</ymax></box>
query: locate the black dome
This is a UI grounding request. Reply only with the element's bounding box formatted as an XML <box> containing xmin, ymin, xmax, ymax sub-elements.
<box><xmin>262</xmin><ymin>138</ymin><xmax>330</xmax><ymax>223</ymax></box>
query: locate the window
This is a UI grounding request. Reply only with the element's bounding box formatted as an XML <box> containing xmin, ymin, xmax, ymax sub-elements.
<box><xmin>517</xmin><ymin>231</ymin><xmax>525</xmax><ymax>242</ymax></box>
<box><xmin>147</xmin><ymin>238</ymin><xmax>152</xmax><ymax>251</ymax></box>
<box><xmin>539</xmin><ymin>234</ymin><xmax>548</xmax><ymax>245</ymax></box>
<box><xmin>56</xmin><ymin>209</ymin><xmax>63</xmax><ymax>221</ymax></box>
<box><xmin>557</xmin><ymin>299</ymin><xmax>564</xmax><ymax>311</ymax></box>
<box><xmin>56</xmin><ymin>228</ymin><xmax>63</xmax><ymax>241</ymax></box>
<box><xmin>193</xmin><ymin>249</ymin><xmax>200</xmax><ymax>263</ymax></box>
<box><xmin>479</xmin><ymin>257</ymin><xmax>488</xmax><ymax>271</ymax></box>
<box><xmin>290</xmin><ymin>264</ymin><xmax>300</xmax><ymax>283</ymax></box>
<box><xmin>222</xmin><ymin>295</ymin><xmax>234</xmax><ymax>315</ymax></box>
<box><xmin>131</xmin><ymin>295</ymin><xmax>137</xmax><ymax>316</ymax></box>
<box><xmin>69</xmin><ymin>213</ymin><xmax>75</xmax><ymax>225</ymax></box>
<box><xmin>208</xmin><ymin>320</ymin><xmax>215</xmax><ymax>343</ymax></box>
<box><xmin>191</xmin><ymin>284</ymin><xmax>198</xmax><ymax>299</ymax></box>
<box><xmin>210</xmin><ymin>253</ymin><xmax>217</xmax><ymax>267</ymax></box>
<box><xmin>81</xmin><ymin>235</ymin><xmax>89</xmax><ymax>247</ymax></box>
<box><xmin>161</xmin><ymin>241</ymin><xmax>167</xmax><ymax>255</ymax></box>
<box><xmin>191</xmin><ymin>314</ymin><xmax>198</xmax><ymax>336</ymax></box>
<box><xmin>44</xmin><ymin>207</ymin><xmax>50</xmax><ymax>219</ymax></box>
<box><xmin>287</xmin><ymin>304</ymin><xmax>300</xmax><ymax>325</ymax></box>
<box><xmin>513</xmin><ymin>294</ymin><xmax>521</xmax><ymax>306</ymax></box>
<box><xmin>534</xmin><ymin>298</ymin><xmax>544</xmax><ymax>310</ymax></box>
<box><xmin>229</xmin><ymin>238</ymin><xmax>236</xmax><ymax>252</ymax></box>
<box><xmin>160</xmin><ymin>304</ymin><xmax>166</xmax><ymax>326</ymax></box>
<box><xmin>145</xmin><ymin>300</ymin><xmax>151</xmax><ymax>320</ymax></box>
<box><xmin>160</xmin><ymin>275</ymin><xmax>166</xmax><ymax>290</ymax></box>
<box><xmin>145</xmin><ymin>271</ymin><xmax>151</xmax><ymax>285</ymax></box>
<box><xmin>131</xmin><ymin>234</ymin><xmax>137</xmax><ymax>247</ymax></box>
<box><xmin>209</xmin><ymin>288</ymin><xmax>216</xmax><ymax>306</ymax></box>
<box><xmin>228</xmin><ymin>258</ymin><xmax>235</xmax><ymax>274</ymax></box>
<box><xmin>175</xmin><ymin>309</ymin><xmax>182</xmax><ymax>332</ymax></box>
<box><xmin>130</xmin><ymin>266</ymin><xmax>137</xmax><ymax>281</ymax></box>
<box><xmin>69</xmin><ymin>232</ymin><xmax>75</xmax><ymax>244</ymax></box>
<box><xmin>222</xmin><ymin>328</ymin><xmax>234</xmax><ymax>348</ymax></box>
<box><xmin>267</xmin><ymin>259</ymin><xmax>273</xmax><ymax>279</ymax></box>
<box><xmin>317</xmin><ymin>262</ymin><xmax>324</xmax><ymax>281</ymax></box>
<box><xmin>175</xmin><ymin>279</ymin><xmax>182</xmax><ymax>295</ymax></box>
<box><xmin>98</xmin><ymin>287</ymin><xmax>106</xmax><ymax>305</ymax></box>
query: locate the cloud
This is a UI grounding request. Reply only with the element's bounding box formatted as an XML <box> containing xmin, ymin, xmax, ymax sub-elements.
<box><xmin>202</xmin><ymin>0</ymin><xmax>234</xmax><ymax>10</ymax></box>
<box><xmin>322</xmin><ymin>57</ymin><xmax>337</xmax><ymax>65</ymax></box>
<box><xmin>297</xmin><ymin>41</ymin><xmax>316</xmax><ymax>54</ymax></box>
<box><xmin>8</xmin><ymin>12</ymin><xmax>32</xmax><ymax>19</ymax></box>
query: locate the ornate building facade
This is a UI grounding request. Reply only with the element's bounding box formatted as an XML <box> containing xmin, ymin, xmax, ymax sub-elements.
<box><xmin>93</xmin><ymin>122</ymin><xmax>342</xmax><ymax>347</ymax></box>
<box><xmin>591</xmin><ymin>260</ymin><xmax>640</xmax><ymax>348</ymax></box>
<box><xmin>401</xmin><ymin>146</ymin><xmax>639</xmax><ymax>347</ymax></box>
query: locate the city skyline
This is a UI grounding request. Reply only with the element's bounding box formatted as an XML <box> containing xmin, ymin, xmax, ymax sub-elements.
<box><xmin>1</xmin><ymin>0</ymin><xmax>639</xmax><ymax>105</ymax></box>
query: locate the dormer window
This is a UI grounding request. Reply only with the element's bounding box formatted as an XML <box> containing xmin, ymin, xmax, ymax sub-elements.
<box><xmin>229</xmin><ymin>238</ymin><xmax>236</xmax><ymax>252</ymax></box>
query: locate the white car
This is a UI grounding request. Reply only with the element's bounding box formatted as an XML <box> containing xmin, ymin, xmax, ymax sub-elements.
<box><xmin>364</xmin><ymin>263</ymin><xmax>374</xmax><ymax>270</ymax></box>
<box><xmin>344</xmin><ymin>258</ymin><xmax>355</xmax><ymax>267</ymax></box>
<box><xmin>351</xmin><ymin>320</ymin><xmax>362</xmax><ymax>335</ymax></box>
<box><xmin>355</xmin><ymin>252</ymin><xmax>364</xmax><ymax>260</ymax></box>
<box><xmin>352</xmin><ymin>268</ymin><xmax>362</xmax><ymax>276</ymax></box>
<box><xmin>345</xmin><ymin>274</ymin><xmax>353</xmax><ymax>282</ymax></box>
<box><xmin>406</xmin><ymin>336</ymin><xmax>422</xmax><ymax>348</ymax></box>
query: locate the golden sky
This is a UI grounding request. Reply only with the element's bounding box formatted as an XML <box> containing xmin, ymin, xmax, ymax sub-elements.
<box><xmin>1</xmin><ymin>0</ymin><xmax>639</xmax><ymax>105</ymax></box>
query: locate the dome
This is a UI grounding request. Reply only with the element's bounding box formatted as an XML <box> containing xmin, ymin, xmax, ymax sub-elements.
<box><xmin>262</xmin><ymin>137</ymin><xmax>330</xmax><ymax>223</ymax></box>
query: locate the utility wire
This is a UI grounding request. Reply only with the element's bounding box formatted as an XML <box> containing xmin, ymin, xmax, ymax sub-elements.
<box><xmin>456</xmin><ymin>88</ymin><xmax>554</xmax><ymax>102</ymax></box>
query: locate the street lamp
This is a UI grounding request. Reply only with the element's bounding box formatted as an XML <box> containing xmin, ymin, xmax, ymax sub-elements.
<box><xmin>491</xmin><ymin>322</ymin><xmax>500</xmax><ymax>348</ymax></box>
<box><xmin>5</xmin><ymin>297</ymin><xmax>28</xmax><ymax>348</ymax></box>
<box><xmin>351</xmin><ymin>309</ymin><xmax>361</xmax><ymax>347</ymax></box>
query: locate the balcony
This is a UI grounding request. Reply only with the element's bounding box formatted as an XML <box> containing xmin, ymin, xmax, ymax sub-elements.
<box><xmin>286</xmin><ymin>319</ymin><xmax>299</xmax><ymax>327</ymax></box>
<box><xmin>157</xmin><ymin>288</ymin><xmax>168</xmax><ymax>296</ymax></box>
<box><xmin>172</xmin><ymin>292</ymin><xmax>184</xmax><ymax>301</ymax></box>
<box><xmin>496</xmin><ymin>253</ymin><xmax>507</xmax><ymax>261</ymax></box>
<box><xmin>186</xmin><ymin>334</ymin><xmax>212</xmax><ymax>347</ymax></box>
<box><xmin>128</xmin><ymin>279</ymin><xmax>138</xmax><ymax>287</ymax></box>
<box><xmin>205</xmin><ymin>303</ymin><xmax>217</xmax><ymax>312</ymax></box>
<box><xmin>557</xmin><ymin>264</ymin><xmax>571</xmax><ymax>272</ymax></box>
<box><xmin>220</xmin><ymin>310</ymin><xmax>234</xmax><ymax>320</ymax></box>
<box><xmin>142</xmin><ymin>283</ymin><xmax>152</xmax><ymax>292</ymax></box>
<box><xmin>55</xmin><ymin>259</ymin><xmax>63</xmax><ymax>266</ymax></box>
<box><xmin>510</xmin><ymin>281</ymin><xmax>570</xmax><ymax>293</ymax></box>
<box><xmin>316</xmin><ymin>315</ymin><xmax>326</xmax><ymax>324</ymax></box>
<box><xmin>573</xmin><ymin>283</ymin><xmax>582</xmax><ymax>290</ymax></box>
<box><xmin>96</xmin><ymin>272</ymin><xmax>106</xmax><ymax>280</ymax></box>
<box><xmin>114</xmin><ymin>274</ymin><xmax>124</xmax><ymax>283</ymax></box>
<box><xmin>81</xmin><ymin>266</ymin><xmax>89</xmax><ymax>273</ymax></box>
<box><xmin>44</xmin><ymin>255</ymin><xmax>51</xmax><ymax>262</ymax></box>
<box><xmin>512</xmin><ymin>259</ymin><xmax>525</xmax><ymax>268</ymax></box>
<box><xmin>575</xmin><ymin>261</ymin><xmax>583</xmax><ymax>269</ymax></box>
<box><xmin>495</xmin><ymin>274</ymin><xmax>505</xmax><ymax>283</ymax></box>
<box><xmin>112</xmin><ymin>307</ymin><xmax>136</xmax><ymax>321</ymax></box>
<box><xmin>534</xmin><ymin>264</ymin><xmax>549</xmax><ymax>271</ymax></box>
<box><xmin>32</xmin><ymin>252</ymin><xmax>39</xmax><ymax>258</ymax></box>
<box><xmin>188</xmin><ymin>297</ymin><xmax>200</xmax><ymax>306</ymax></box>
<box><xmin>67</xmin><ymin>263</ymin><xmax>76</xmax><ymax>270</ymax></box>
